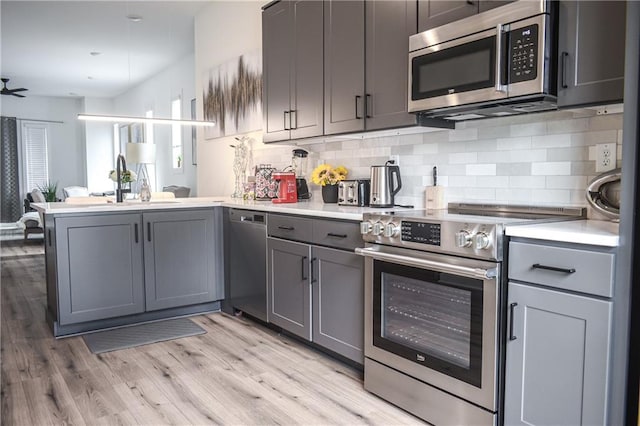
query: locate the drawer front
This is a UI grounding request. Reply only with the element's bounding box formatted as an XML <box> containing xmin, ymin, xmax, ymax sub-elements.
<box><xmin>313</xmin><ymin>219</ymin><xmax>362</xmax><ymax>250</ymax></box>
<box><xmin>267</xmin><ymin>214</ymin><xmax>313</xmax><ymax>242</ymax></box>
<box><xmin>509</xmin><ymin>242</ymin><xmax>614</xmax><ymax>297</ymax></box>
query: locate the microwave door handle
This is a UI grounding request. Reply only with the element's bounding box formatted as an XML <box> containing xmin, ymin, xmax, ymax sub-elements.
<box><xmin>495</xmin><ymin>24</ymin><xmax>507</xmax><ymax>93</ymax></box>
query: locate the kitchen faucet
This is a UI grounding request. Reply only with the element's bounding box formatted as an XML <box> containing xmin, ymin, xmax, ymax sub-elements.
<box><xmin>116</xmin><ymin>154</ymin><xmax>129</xmax><ymax>202</ymax></box>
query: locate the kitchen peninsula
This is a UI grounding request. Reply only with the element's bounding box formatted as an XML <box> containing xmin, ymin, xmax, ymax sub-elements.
<box><xmin>33</xmin><ymin>198</ymin><xmax>394</xmax><ymax>337</ymax></box>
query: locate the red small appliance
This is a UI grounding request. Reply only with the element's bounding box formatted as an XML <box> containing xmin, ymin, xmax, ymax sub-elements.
<box><xmin>272</xmin><ymin>171</ymin><xmax>297</xmax><ymax>203</ymax></box>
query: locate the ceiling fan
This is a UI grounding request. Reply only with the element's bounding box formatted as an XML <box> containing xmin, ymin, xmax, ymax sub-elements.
<box><xmin>1</xmin><ymin>78</ymin><xmax>28</xmax><ymax>97</ymax></box>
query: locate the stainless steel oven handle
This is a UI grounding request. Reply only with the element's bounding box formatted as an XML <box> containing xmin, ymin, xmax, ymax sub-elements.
<box><xmin>355</xmin><ymin>247</ymin><xmax>497</xmax><ymax>280</ymax></box>
<box><xmin>495</xmin><ymin>24</ymin><xmax>507</xmax><ymax>93</ymax></box>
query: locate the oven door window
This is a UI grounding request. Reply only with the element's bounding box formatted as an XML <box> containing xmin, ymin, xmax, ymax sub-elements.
<box><xmin>373</xmin><ymin>260</ymin><xmax>483</xmax><ymax>387</ymax></box>
<box><xmin>411</xmin><ymin>36</ymin><xmax>496</xmax><ymax>101</ymax></box>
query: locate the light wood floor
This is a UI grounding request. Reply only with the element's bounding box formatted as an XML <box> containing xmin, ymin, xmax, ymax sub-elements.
<box><xmin>1</xmin><ymin>251</ymin><xmax>423</xmax><ymax>425</ymax></box>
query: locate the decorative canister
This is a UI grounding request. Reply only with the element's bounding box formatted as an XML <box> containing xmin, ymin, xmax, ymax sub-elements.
<box><xmin>255</xmin><ymin>164</ymin><xmax>278</xmax><ymax>200</ymax></box>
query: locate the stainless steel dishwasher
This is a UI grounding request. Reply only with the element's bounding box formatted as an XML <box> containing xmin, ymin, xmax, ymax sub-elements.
<box><xmin>228</xmin><ymin>209</ymin><xmax>267</xmax><ymax>322</ymax></box>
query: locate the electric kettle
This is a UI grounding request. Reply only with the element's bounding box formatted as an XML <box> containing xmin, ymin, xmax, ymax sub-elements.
<box><xmin>369</xmin><ymin>160</ymin><xmax>402</xmax><ymax>207</ymax></box>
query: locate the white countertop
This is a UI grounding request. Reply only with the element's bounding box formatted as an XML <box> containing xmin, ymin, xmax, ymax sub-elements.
<box><xmin>505</xmin><ymin>219</ymin><xmax>619</xmax><ymax>247</ymax></box>
<box><xmin>33</xmin><ymin>196</ymin><xmax>397</xmax><ymax>221</ymax></box>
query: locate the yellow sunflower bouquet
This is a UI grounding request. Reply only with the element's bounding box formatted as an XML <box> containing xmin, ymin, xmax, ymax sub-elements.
<box><xmin>311</xmin><ymin>164</ymin><xmax>348</xmax><ymax>186</ymax></box>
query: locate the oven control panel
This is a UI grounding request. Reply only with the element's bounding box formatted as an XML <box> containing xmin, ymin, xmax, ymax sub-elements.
<box><xmin>508</xmin><ymin>24</ymin><xmax>538</xmax><ymax>83</ymax></box>
<box><xmin>401</xmin><ymin>221</ymin><xmax>441</xmax><ymax>246</ymax></box>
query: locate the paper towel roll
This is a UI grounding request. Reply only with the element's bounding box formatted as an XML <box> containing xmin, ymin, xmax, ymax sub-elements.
<box><xmin>425</xmin><ymin>186</ymin><xmax>445</xmax><ymax>210</ymax></box>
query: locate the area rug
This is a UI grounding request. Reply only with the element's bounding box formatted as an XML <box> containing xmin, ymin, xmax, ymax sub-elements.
<box><xmin>82</xmin><ymin>318</ymin><xmax>206</xmax><ymax>354</ymax></box>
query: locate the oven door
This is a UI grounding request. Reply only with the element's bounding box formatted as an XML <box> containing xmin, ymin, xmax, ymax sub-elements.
<box><xmin>356</xmin><ymin>244</ymin><xmax>500</xmax><ymax>411</ymax></box>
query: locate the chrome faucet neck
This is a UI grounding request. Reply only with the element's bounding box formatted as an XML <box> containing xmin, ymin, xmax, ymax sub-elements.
<box><xmin>116</xmin><ymin>154</ymin><xmax>129</xmax><ymax>202</ymax></box>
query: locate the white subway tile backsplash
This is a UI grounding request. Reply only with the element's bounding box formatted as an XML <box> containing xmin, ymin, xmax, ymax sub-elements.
<box><xmin>466</xmin><ymin>164</ymin><xmax>496</xmax><ymax>176</ymax></box>
<box><xmin>532</xmin><ymin>134</ymin><xmax>572</xmax><ymax>148</ymax></box>
<box><xmin>510</xmin><ymin>122</ymin><xmax>547</xmax><ymax>137</ymax></box>
<box><xmin>449</xmin><ymin>128</ymin><xmax>478</xmax><ymax>142</ymax></box>
<box><xmin>251</xmin><ymin>110</ymin><xmax>621</xmax><ymax>208</ymax></box>
<box><xmin>531</xmin><ymin>162</ymin><xmax>571</xmax><ymax>176</ymax></box>
<box><xmin>497</xmin><ymin>137</ymin><xmax>531</xmax><ymax>150</ymax></box>
<box><xmin>509</xmin><ymin>176</ymin><xmax>546</xmax><ymax>189</ymax></box>
<box><xmin>449</xmin><ymin>152</ymin><xmax>478</xmax><ymax>164</ymax></box>
<box><xmin>546</xmin><ymin>176</ymin><xmax>588</xmax><ymax>190</ymax></box>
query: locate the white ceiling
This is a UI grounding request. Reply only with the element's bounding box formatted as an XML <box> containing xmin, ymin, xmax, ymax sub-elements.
<box><xmin>1</xmin><ymin>1</ymin><xmax>211</xmax><ymax>98</ymax></box>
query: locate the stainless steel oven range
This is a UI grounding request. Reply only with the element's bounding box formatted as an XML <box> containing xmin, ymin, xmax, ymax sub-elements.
<box><xmin>356</xmin><ymin>204</ymin><xmax>584</xmax><ymax>425</ymax></box>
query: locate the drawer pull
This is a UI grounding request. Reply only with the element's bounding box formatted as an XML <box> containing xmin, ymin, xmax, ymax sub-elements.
<box><xmin>278</xmin><ymin>225</ymin><xmax>294</xmax><ymax>231</ymax></box>
<box><xmin>532</xmin><ymin>263</ymin><xmax>576</xmax><ymax>274</ymax></box>
<box><xmin>327</xmin><ymin>232</ymin><xmax>347</xmax><ymax>238</ymax></box>
<box><xmin>509</xmin><ymin>303</ymin><xmax>518</xmax><ymax>341</ymax></box>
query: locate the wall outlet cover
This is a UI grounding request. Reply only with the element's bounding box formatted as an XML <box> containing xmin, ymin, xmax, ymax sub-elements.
<box><xmin>389</xmin><ymin>155</ymin><xmax>400</xmax><ymax>166</ymax></box>
<box><xmin>596</xmin><ymin>143</ymin><xmax>616</xmax><ymax>173</ymax></box>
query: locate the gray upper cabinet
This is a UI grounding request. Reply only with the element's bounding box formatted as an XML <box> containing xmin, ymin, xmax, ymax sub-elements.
<box><xmin>144</xmin><ymin>209</ymin><xmax>221</xmax><ymax>311</ymax></box>
<box><xmin>312</xmin><ymin>246</ymin><xmax>364</xmax><ymax>363</ymax></box>
<box><xmin>325</xmin><ymin>0</ymin><xmax>418</xmax><ymax>135</ymax></box>
<box><xmin>365</xmin><ymin>0</ymin><xmax>417</xmax><ymax>131</ymax></box>
<box><xmin>504</xmin><ymin>282</ymin><xmax>611</xmax><ymax>426</ymax></box>
<box><xmin>55</xmin><ymin>214</ymin><xmax>145</xmax><ymax>325</ymax></box>
<box><xmin>418</xmin><ymin>0</ymin><xmax>516</xmax><ymax>32</ymax></box>
<box><xmin>263</xmin><ymin>0</ymin><xmax>323</xmax><ymax>143</ymax></box>
<box><xmin>267</xmin><ymin>236</ymin><xmax>312</xmax><ymax>340</ymax></box>
<box><xmin>324</xmin><ymin>0</ymin><xmax>365</xmax><ymax>135</ymax></box>
<box><xmin>417</xmin><ymin>0</ymin><xmax>477</xmax><ymax>32</ymax></box>
<box><xmin>557</xmin><ymin>1</ymin><xmax>626</xmax><ymax>108</ymax></box>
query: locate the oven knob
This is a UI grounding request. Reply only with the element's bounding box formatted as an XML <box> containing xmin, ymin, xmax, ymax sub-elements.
<box><xmin>474</xmin><ymin>232</ymin><xmax>491</xmax><ymax>250</ymax></box>
<box><xmin>383</xmin><ymin>222</ymin><xmax>400</xmax><ymax>238</ymax></box>
<box><xmin>372</xmin><ymin>221</ymin><xmax>384</xmax><ymax>236</ymax></box>
<box><xmin>455</xmin><ymin>230</ymin><xmax>473</xmax><ymax>248</ymax></box>
<box><xmin>360</xmin><ymin>221</ymin><xmax>372</xmax><ymax>235</ymax></box>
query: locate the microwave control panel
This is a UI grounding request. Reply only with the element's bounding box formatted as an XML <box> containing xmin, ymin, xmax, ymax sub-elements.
<box><xmin>401</xmin><ymin>221</ymin><xmax>441</xmax><ymax>246</ymax></box>
<box><xmin>509</xmin><ymin>24</ymin><xmax>538</xmax><ymax>83</ymax></box>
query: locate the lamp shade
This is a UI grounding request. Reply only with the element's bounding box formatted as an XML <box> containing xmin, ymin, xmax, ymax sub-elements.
<box><xmin>126</xmin><ymin>143</ymin><xmax>156</xmax><ymax>164</ymax></box>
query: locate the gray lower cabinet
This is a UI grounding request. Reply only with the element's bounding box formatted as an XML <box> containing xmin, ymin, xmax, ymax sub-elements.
<box><xmin>144</xmin><ymin>209</ymin><xmax>221</xmax><ymax>311</ymax></box>
<box><xmin>312</xmin><ymin>246</ymin><xmax>363</xmax><ymax>363</ymax></box>
<box><xmin>267</xmin><ymin>237</ymin><xmax>312</xmax><ymax>340</ymax></box>
<box><xmin>557</xmin><ymin>1</ymin><xmax>626</xmax><ymax>107</ymax></box>
<box><xmin>55</xmin><ymin>214</ymin><xmax>145</xmax><ymax>325</ymax></box>
<box><xmin>505</xmin><ymin>240</ymin><xmax>614</xmax><ymax>425</ymax></box>
<box><xmin>505</xmin><ymin>282</ymin><xmax>611</xmax><ymax>426</ymax></box>
<box><xmin>267</xmin><ymin>214</ymin><xmax>364</xmax><ymax>363</ymax></box>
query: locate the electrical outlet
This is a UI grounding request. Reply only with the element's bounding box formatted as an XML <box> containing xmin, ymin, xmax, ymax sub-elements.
<box><xmin>596</xmin><ymin>143</ymin><xmax>616</xmax><ymax>172</ymax></box>
<box><xmin>389</xmin><ymin>155</ymin><xmax>400</xmax><ymax>166</ymax></box>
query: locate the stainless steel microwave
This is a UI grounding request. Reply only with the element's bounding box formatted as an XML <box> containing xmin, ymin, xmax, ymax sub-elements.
<box><xmin>408</xmin><ymin>1</ymin><xmax>557</xmax><ymax>120</ymax></box>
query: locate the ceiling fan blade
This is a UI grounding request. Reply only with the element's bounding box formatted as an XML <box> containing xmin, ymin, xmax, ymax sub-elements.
<box><xmin>11</xmin><ymin>88</ymin><xmax>27</xmax><ymax>92</ymax></box>
<box><xmin>12</xmin><ymin>93</ymin><xmax>26</xmax><ymax>98</ymax></box>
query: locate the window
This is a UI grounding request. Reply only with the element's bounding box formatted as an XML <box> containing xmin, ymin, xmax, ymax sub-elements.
<box><xmin>21</xmin><ymin>121</ymin><xmax>49</xmax><ymax>191</ymax></box>
<box><xmin>171</xmin><ymin>98</ymin><xmax>182</xmax><ymax>169</ymax></box>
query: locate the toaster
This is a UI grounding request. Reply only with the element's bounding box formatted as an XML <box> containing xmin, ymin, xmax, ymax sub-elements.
<box><xmin>338</xmin><ymin>179</ymin><xmax>370</xmax><ymax>206</ymax></box>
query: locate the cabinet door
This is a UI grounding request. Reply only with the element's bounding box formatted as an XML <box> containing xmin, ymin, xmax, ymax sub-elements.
<box><xmin>505</xmin><ymin>282</ymin><xmax>611</xmax><ymax>426</ymax></box>
<box><xmin>262</xmin><ymin>1</ymin><xmax>291</xmax><ymax>143</ymax></box>
<box><xmin>417</xmin><ymin>0</ymin><xmax>478</xmax><ymax>33</ymax></box>
<box><xmin>56</xmin><ymin>214</ymin><xmax>144</xmax><ymax>325</ymax></box>
<box><xmin>144</xmin><ymin>209</ymin><xmax>220</xmax><ymax>311</ymax></box>
<box><xmin>365</xmin><ymin>0</ymin><xmax>417</xmax><ymax>131</ymax></box>
<box><xmin>324</xmin><ymin>0</ymin><xmax>365</xmax><ymax>135</ymax></box>
<box><xmin>312</xmin><ymin>246</ymin><xmax>364</xmax><ymax>363</ymax></box>
<box><xmin>290</xmin><ymin>0</ymin><xmax>324</xmax><ymax>140</ymax></box>
<box><xmin>267</xmin><ymin>237</ymin><xmax>311</xmax><ymax>340</ymax></box>
<box><xmin>557</xmin><ymin>1</ymin><xmax>626</xmax><ymax>108</ymax></box>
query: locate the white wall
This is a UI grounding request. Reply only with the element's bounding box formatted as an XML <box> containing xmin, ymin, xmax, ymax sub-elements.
<box><xmin>113</xmin><ymin>53</ymin><xmax>197</xmax><ymax>194</ymax></box>
<box><xmin>0</xmin><ymin>95</ymin><xmax>85</xmax><ymax>196</ymax></box>
<box><xmin>82</xmin><ymin>97</ymin><xmax>115</xmax><ymax>192</ymax></box>
<box><xmin>195</xmin><ymin>1</ymin><xmax>288</xmax><ymax>197</ymax></box>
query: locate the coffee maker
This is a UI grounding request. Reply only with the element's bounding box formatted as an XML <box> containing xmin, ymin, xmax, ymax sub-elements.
<box><xmin>272</xmin><ymin>172</ymin><xmax>297</xmax><ymax>203</ymax></box>
<box><xmin>292</xmin><ymin>149</ymin><xmax>311</xmax><ymax>200</ymax></box>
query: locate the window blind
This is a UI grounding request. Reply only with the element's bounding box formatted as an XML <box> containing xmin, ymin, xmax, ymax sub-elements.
<box><xmin>22</xmin><ymin>122</ymin><xmax>49</xmax><ymax>191</ymax></box>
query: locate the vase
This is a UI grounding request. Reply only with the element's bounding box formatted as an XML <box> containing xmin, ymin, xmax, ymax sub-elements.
<box><xmin>321</xmin><ymin>184</ymin><xmax>339</xmax><ymax>203</ymax></box>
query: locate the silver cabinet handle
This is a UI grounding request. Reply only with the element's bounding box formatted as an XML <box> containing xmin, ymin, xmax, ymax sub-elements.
<box><xmin>509</xmin><ymin>302</ymin><xmax>518</xmax><ymax>341</ymax></box>
<box><xmin>284</xmin><ymin>110</ymin><xmax>290</xmax><ymax>130</ymax></box>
